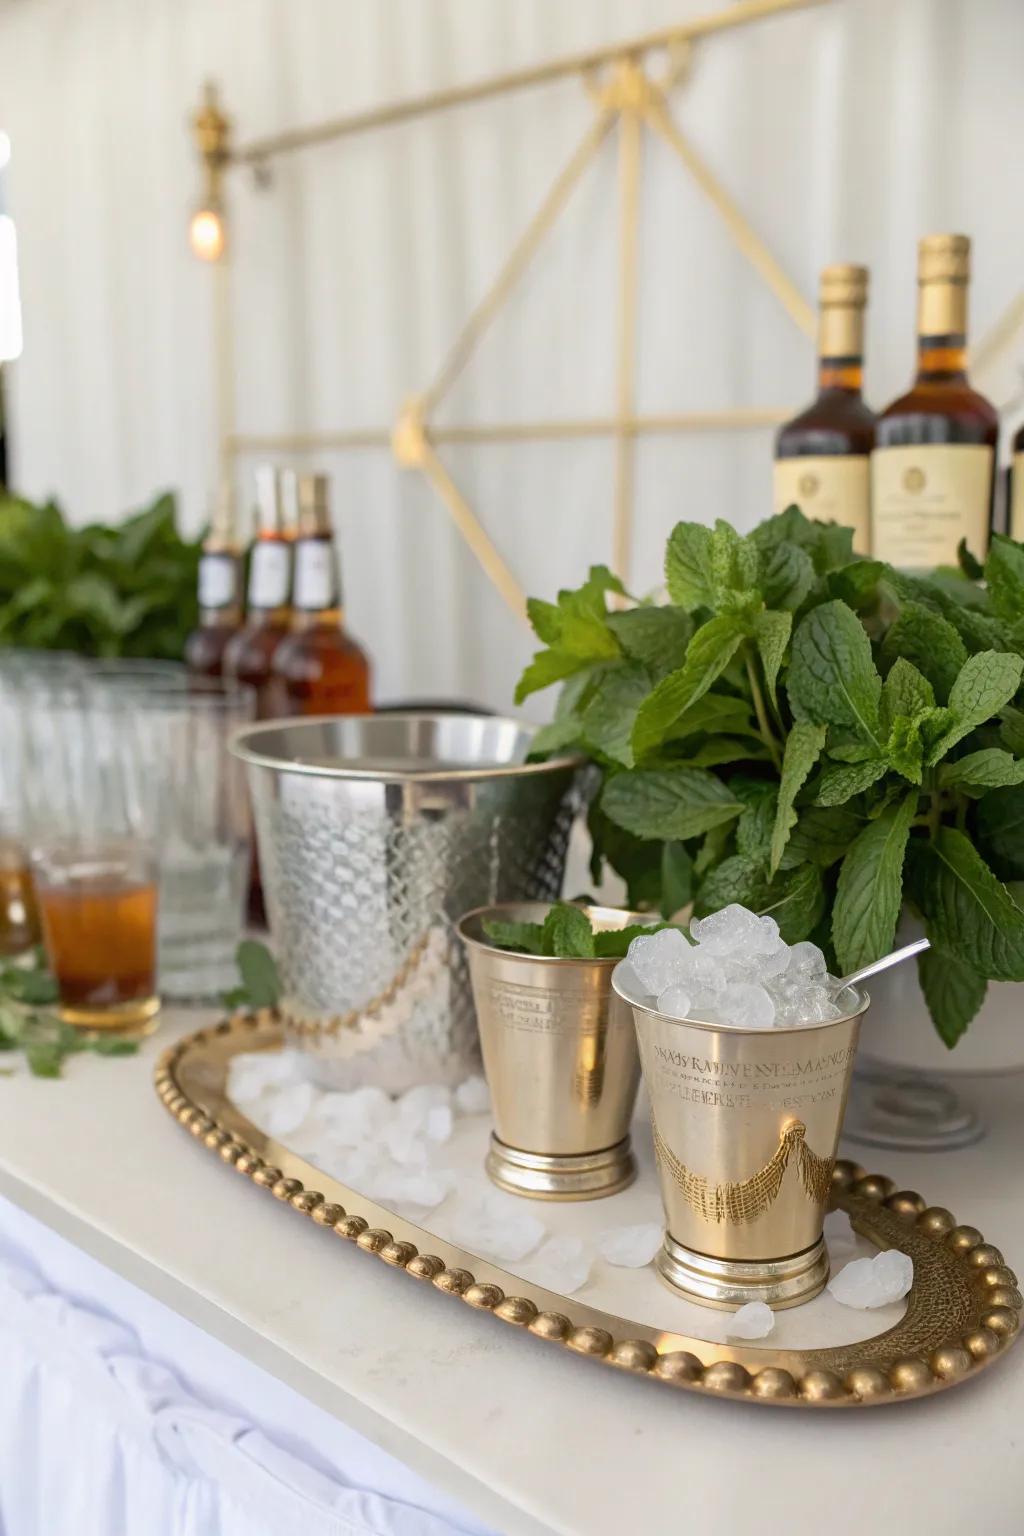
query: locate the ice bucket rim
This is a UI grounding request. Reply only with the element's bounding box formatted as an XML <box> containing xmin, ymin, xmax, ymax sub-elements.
<box><xmin>228</xmin><ymin>712</ymin><xmax>585</xmax><ymax>784</ymax></box>
<box><xmin>611</xmin><ymin>960</ymin><xmax>869</xmax><ymax>1036</ymax></box>
<box><xmin>458</xmin><ymin>901</ymin><xmax>654</xmax><ymax>968</ymax></box>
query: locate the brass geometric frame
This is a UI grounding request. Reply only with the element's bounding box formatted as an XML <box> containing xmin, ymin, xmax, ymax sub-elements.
<box><xmin>196</xmin><ymin>0</ymin><xmax>1024</xmax><ymax>624</ymax></box>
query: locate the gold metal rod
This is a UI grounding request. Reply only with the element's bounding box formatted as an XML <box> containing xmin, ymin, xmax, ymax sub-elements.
<box><xmin>972</xmin><ymin>286</ymin><xmax>1024</xmax><ymax>378</ymax></box>
<box><xmin>231</xmin><ymin>0</ymin><xmax>829</xmax><ymax>165</ymax></box>
<box><xmin>418</xmin><ymin>441</ymin><xmax>528</xmax><ymax>622</ymax></box>
<box><xmin>642</xmin><ymin>96</ymin><xmax>815</xmax><ymax>338</ymax></box>
<box><xmin>224</xmin><ymin>409</ymin><xmax>793</xmax><ymax>456</ymax></box>
<box><xmin>420</xmin><ymin>109</ymin><xmax>616</xmax><ymax>416</ymax></box>
<box><xmin>612</xmin><ymin>94</ymin><xmax>642</xmax><ymax>590</ymax></box>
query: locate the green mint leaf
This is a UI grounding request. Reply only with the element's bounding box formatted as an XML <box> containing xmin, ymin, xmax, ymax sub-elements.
<box><xmin>606</xmin><ymin>606</ymin><xmax>692</xmax><ymax>680</ymax></box>
<box><xmin>694</xmin><ymin>854</ymin><xmax>765</xmax><ymax>915</ymax></box>
<box><xmin>999</xmin><ymin>706</ymin><xmax>1024</xmax><ymax>758</ymax></box>
<box><xmin>827</xmin><ymin>559</ymin><xmax>886</xmax><ymax>610</ymax></box>
<box><xmin>527</xmin><ymin>717</ymin><xmax>584</xmax><ymax>759</ymax></box>
<box><xmin>814</xmin><ymin>758</ymin><xmax>888</xmax><ymax>806</ymax></box>
<box><xmin>482</xmin><ymin>919</ymin><xmax>547</xmax><ymax>954</ymax></box>
<box><xmin>25</xmin><ymin>1040</ymin><xmax>65</xmax><ymax>1078</ymax></box>
<box><xmin>827</xmin><ymin>740</ymin><xmax>877</xmax><ymax>764</ymax></box>
<box><xmin>235</xmin><ymin>940</ymin><xmax>282</xmax><ymax>1009</ymax></box>
<box><xmin>832</xmin><ymin>792</ymin><xmax>918</xmax><ymax>973</ymax></box>
<box><xmin>880</xmin><ymin>659</ymin><xmax>935</xmax><ymax>735</ymax></box>
<box><xmin>770</xmin><ymin>722</ymin><xmax>827</xmax><ymax>875</ymax></box>
<box><xmin>879</xmin><ymin>602</ymin><xmax>968</xmax><ymax>703</ymax></box>
<box><xmin>906</xmin><ymin>828</ymin><xmax>1024</xmax><ymax>982</ymax></box>
<box><xmin>939</xmin><ymin>749</ymin><xmax>1024</xmax><ymax>797</ymax></box>
<box><xmin>221</xmin><ymin>986</ymin><xmax>250</xmax><ymax>1010</ymax></box>
<box><xmin>526</xmin><ymin>597</ymin><xmax>562</xmax><ymax>644</ymax></box>
<box><xmin>977</xmin><ymin>783</ymin><xmax>1024</xmax><ymax>879</ymax></box>
<box><xmin>0</xmin><ymin>968</ymin><xmax>59</xmax><ymax>1006</ymax></box>
<box><xmin>631</xmin><ymin>615</ymin><xmax>745</xmax><ymax>760</ymax></box>
<box><xmin>917</xmin><ymin>948</ymin><xmax>987</xmax><ymax>1048</ymax></box>
<box><xmin>957</xmin><ymin>538</ymin><xmax>985</xmax><ymax>582</ymax></box>
<box><xmin>587</xmin><ymin>803</ymin><xmax>664</xmax><ymax>909</ymax></box>
<box><xmin>693</xmin><ymin>820</ymin><xmax>733</xmax><ymax>877</ymax></box>
<box><xmin>665</xmin><ymin>522</ymin><xmax>715</xmax><ymax>610</ymax></box>
<box><xmin>778</xmin><ymin>805</ymin><xmax>863</xmax><ymax>870</ymax></box>
<box><xmin>671</xmin><ymin>736</ymin><xmax>771</xmax><ymax>769</ymax></box>
<box><xmin>601</xmin><ymin>768</ymin><xmax>742</xmax><ymax>842</ymax></box>
<box><xmin>664</xmin><ymin>693</ymin><xmax>761</xmax><ymax>743</ymax></box>
<box><xmin>735</xmin><ymin>782</ymin><xmax>778</xmax><ymax>865</ymax></box>
<box><xmin>984</xmin><ymin>534</ymin><xmax>1024</xmax><ymax>621</ymax></box>
<box><xmin>759</xmin><ymin>540</ymin><xmax>815</xmax><ymax>611</ymax></box>
<box><xmin>540</xmin><ymin>903</ymin><xmax>595</xmax><ymax>958</ymax></box>
<box><xmin>754</xmin><ymin>609</ymin><xmax>792</xmax><ymax>713</ymax></box>
<box><xmin>885</xmin><ymin>714</ymin><xmax>926</xmax><ymax>785</ymax></box>
<box><xmin>660</xmin><ymin>841</ymin><xmax>693</xmax><ymax>917</ymax></box>
<box><xmin>924</xmin><ymin>651</ymin><xmax>1024</xmax><ymax>765</ymax></box>
<box><xmin>750</xmin><ymin>505</ymin><xmax>814</xmax><ymax>552</ymax></box>
<box><xmin>760</xmin><ymin>863</ymin><xmax>826</xmax><ymax>944</ymax></box>
<box><xmin>710</xmin><ymin>519</ymin><xmax>759</xmax><ymax>599</ymax></box>
<box><xmin>515</xmin><ymin>647</ymin><xmax>593</xmax><ymax>704</ymax></box>
<box><xmin>592</xmin><ymin>922</ymin><xmax>676</xmax><ymax>959</ymax></box>
<box><xmin>788</xmin><ymin>600</ymin><xmax>881</xmax><ymax>742</ymax></box>
<box><xmin>89</xmin><ymin>1036</ymin><xmax>139</xmax><ymax>1057</ymax></box>
<box><xmin>579</xmin><ymin>662</ymin><xmax>650</xmax><ymax>767</ymax></box>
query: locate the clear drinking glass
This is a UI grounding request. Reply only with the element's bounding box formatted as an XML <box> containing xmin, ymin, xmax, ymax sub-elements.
<box><xmin>119</xmin><ymin>680</ymin><xmax>256</xmax><ymax>1001</ymax></box>
<box><xmin>19</xmin><ymin>672</ymin><xmax>161</xmax><ymax>1033</ymax></box>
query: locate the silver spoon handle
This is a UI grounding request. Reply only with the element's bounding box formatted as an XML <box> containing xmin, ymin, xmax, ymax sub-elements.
<box><xmin>837</xmin><ymin>936</ymin><xmax>930</xmax><ymax>992</ymax></box>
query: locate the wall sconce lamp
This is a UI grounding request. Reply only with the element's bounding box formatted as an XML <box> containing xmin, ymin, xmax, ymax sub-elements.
<box><xmin>189</xmin><ymin>82</ymin><xmax>230</xmax><ymax>262</ymax></box>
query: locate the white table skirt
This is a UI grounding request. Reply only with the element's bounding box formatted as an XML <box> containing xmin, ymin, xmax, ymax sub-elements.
<box><xmin>0</xmin><ymin>1199</ymin><xmax>493</xmax><ymax>1536</ymax></box>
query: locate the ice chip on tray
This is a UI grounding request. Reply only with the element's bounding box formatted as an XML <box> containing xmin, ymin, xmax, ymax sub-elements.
<box><xmin>311</xmin><ymin>1086</ymin><xmax>391</xmax><ymax>1147</ymax></box>
<box><xmin>628</xmin><ymin>927</ymin><xmax>692</xmax><ymax>995</ymax></box>
<box><xmin>725</xmin><ymin>1301</ymin><xmax>775</xmax><ymax>1339</ymax></box>
<box><xmin>828</xmin><ymin>1249</ymin><xmax>914</xmax><ymax>1309</ymax></box>
<box><xmin>454</xmin><ymin>1075</ymin><xmax>491</xmax><ymax>1116</ymax></box>
<box><xmin>228</xmin><ymin>1048</ymin><xmax>307</xmax><ymax>1105</ymax></box>
<box><xmin>264</xmin><ymin>1080</ymin><xmax>314</xmax><ymax>1138</ymax></box>
<box><xmin>525</xmin><ymin>1234</ymin><xmax>593</xmax><ymax>1296</ymax></box>
<box><xmin>447</xmin><ymin>1188</ymin><xmax>546</xmax><ymax>1263</ymax></box>
<box><xmin>597</xmin><ymin>1222</ymin><xmax>663</xmax><ymax>1268</ymax></box>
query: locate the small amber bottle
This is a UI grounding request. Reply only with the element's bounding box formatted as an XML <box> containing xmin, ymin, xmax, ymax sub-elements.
<box><xmin>222</xmin><ymin>466</ymin><xmax>294</xmax><ymax>717</ymax></box>
<box><xmin>1009</xmin><ymin>422</ymin><xmax>1024</xmax><ymax>543</ymax></box>
<box><xmin>272</xmin><ymin>474</ymin><xmax>371</xmax><ymax>716</ymax></box>
<box><xmin>872</xmin><ymin>234</ymin><xmax>999</xmax><ymax>569</ymax></box>
<box><xmin>774</xmin><ymin>264</ymin><xmax>875</xmax><ymax>553</ymax></box>
<box><xmin>184</xmin><ymin>489</ymin><xmax>243</xmax><ymax>680</ymax></box>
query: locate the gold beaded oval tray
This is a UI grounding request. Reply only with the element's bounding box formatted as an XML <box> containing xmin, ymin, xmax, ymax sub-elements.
<box><xmin>155</xmin><ymin>1012</ymin><xmax>1022</xmax><ymax>1409</ymax></box>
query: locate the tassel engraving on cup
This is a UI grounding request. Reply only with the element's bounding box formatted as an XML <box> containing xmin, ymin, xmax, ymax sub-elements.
<box><xmin>652</xmin><ymin>1118</ymin><xmax>834</xmax><ymax>1226</ymax></box>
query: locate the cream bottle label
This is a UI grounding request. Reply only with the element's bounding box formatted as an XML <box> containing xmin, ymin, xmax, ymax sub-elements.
<box><xmin>248</xmin><ymin>541</ymin><xmax>291</xmax><ymax>608</ymax></box>
<box><xmin>871</xmin><ymin>445</ymin><xmax>992</xmax><ymax>568</ymax></box>
<box><xmin>1011</xmin><ymin>453</ymin><xmax>1024</xmax><ymax>543</ymax></box>
<box><xmin>773</xmin><ymin>457</ymin><xmax>870</xmax><ymax>553</ymax></box>
<box><xmin>198</xmin><ymin>552</ymin><xmax>237</xmax><ymax>610</ymax></box>
<box><xmin>293</xmin><ymin>540</ymin><xmax>336</xmax><ymax>610</ymax></box>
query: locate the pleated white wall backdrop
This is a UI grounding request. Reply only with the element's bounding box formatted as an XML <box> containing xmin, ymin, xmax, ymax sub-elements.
<box><xmin>2</xmin><ymin>0</ymin><xmax>1024</xmax><ymax>714</ymax></box>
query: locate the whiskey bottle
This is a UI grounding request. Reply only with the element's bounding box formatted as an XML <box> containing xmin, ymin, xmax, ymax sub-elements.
<box><xmin>222</xmin><ymin>465</ymin><xmax>294</xmax><ymax>717</ymax></box>
<box><xmin>774</xmin><ymin>264</ymin><xmax>874</xmax><ymax>552</ymax></box>
<box><xmin>272</xmin><ymin>473</ymin><xmax>371</xmax><ymax>716</ymax></box>
<box><xmin>1009</xmin><ymin>422</ymin><xmax>1024</xmax><ymax>543</ymax></box>
<box><xmin>184</xmin><ymin>488</ymin><xmax>243</xmax><ymax>680</ymax></box>
<box><xmin>872</xmin><ymin>234</ymin><xmax>998</xmax><ymax>569</ymax></box>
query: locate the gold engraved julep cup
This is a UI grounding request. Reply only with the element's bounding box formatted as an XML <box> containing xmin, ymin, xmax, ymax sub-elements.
<box><xmin>613</xmin><ymin>963</ymin><xmax>869</xmax><ymax>1308</ymax></box>
<box><xmin>458</xmin><ymin>903</ymin><xmax>647</xmax><ymax>1199</ymax></box>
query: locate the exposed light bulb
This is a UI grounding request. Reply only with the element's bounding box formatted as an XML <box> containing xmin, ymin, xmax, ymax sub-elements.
<box><xmin>189</xmin><ymin>205</ymin><xmax>226</xmax><ymax>262</ymax></box>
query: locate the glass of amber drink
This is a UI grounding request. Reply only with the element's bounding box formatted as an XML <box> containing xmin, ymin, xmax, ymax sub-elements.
<box><xmin>32</xmin><ymin>841</ymin><xmax>160</xmax><ymax>1034</ymax></box>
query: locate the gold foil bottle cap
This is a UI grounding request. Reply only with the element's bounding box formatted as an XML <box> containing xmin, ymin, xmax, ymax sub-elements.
<box><xmin>819</xmin><ymin>264</ymin><xmax>868</xmax><ymax>308</ymax></box>
<box><xmin>918</xmin><ymin>233</ymin><xmax>970</xmax><ymax>284</ymax></box>
<box><xmin>296</xmin><ymin>473</ymin><xmax>332</xmax><ymax>538</ymax></box>
<box><xmin>253</xmin><ymin>464</ymin><xmax>288</xmax><ymax>537</ymax></box>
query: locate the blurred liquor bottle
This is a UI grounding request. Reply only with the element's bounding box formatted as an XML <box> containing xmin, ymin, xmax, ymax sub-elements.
<box><xmin>223</xmin><ymin>465</ymin><xmax>294</xmax><ymax>716</ymax></box>
<box><xmin>184</xmin><ymin>484</ymin><xmax>243</xmax><ymax>680</ymax></box>
<box><xmin>774</xmin><ymin>264</ymin><xmax>874</xmax><ymax>553</ymax></box>
<box><xmin>1009</xmin><ymin>422</ymin><xmax>1024</xmax><ymax>542</ymax></box>
<box><xmin>272</xmin><ymin>474</ymin><xmax>371</xmax><ymax>716</ymax></box>
<box><xmin>872</xmin><ymin>234</ymin><xmax>998</xmax><ymax>570</ymax></box>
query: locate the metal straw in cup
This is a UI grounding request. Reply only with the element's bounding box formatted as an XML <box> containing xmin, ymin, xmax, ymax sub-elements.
<box><xmin>613</xmin><ymin>962</ymin><xmax>869</xmax><ymax>1308</ymax></box>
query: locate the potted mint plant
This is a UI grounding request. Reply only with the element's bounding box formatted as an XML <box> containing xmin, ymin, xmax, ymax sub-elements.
<box><xmin>516</xmin><ymin>509</ymin><xmax>1024</xmax><ymax>1085</ymax></box>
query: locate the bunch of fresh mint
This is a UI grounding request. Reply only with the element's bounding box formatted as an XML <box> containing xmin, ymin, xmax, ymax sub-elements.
<box><xmin>483</xmin><ymin>902</ymin><xmax>674</xmax><ymax>958</ymax></box>
<box><xmin>517</xmin><ymin>508</ymin><xmax>1024</xmax><ymax>1045</ymax></box>
<box><xmin>0</xmin><ymin>953</ymin><xmax>138</xmax><ymax>1076</ymax></box>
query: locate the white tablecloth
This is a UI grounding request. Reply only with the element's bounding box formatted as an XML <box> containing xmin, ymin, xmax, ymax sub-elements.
<box><xmin>0</xmin><ymin>1198</ymin><xmax>494</xmax><ymax>1536</ymax></box>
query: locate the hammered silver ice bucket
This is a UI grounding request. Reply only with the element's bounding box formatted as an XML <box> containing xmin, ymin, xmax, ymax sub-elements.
<box><xmin>231</xmin><ymin>714</ymin><xmax>583</xmax><ymax>1091</ymax></box>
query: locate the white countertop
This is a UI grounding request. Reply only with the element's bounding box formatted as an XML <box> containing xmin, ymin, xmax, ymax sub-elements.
<box><xmin>1</xmin><ymin>1011</ymin><xmax>1023</xmax><ymax>1536</ymax></box>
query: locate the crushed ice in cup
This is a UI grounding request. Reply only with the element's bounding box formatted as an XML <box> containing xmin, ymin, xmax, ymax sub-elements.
<box><xmin>827</xmin><ymin>1249</ymin><xmax>913</xmax><ymax>1309</ymax></box>
<box><xmin>525</xmin><ymin>1234</ymin><xmax>592</xmax><ymax>1295</ymax></box>
<box><xmin>624</xmin><ymin>903</ymin><xmax>845</xmax><ymax>1030</ymax></box>
<box><xmin>597</xmin><ymin>1222</ymin><xmax>663</xmax><ymax>1268</ymax></box>
<box><xmin>725</xmin><ymin>1301</ymin><xmax>775</xmax><ymax>1339</ymax></box>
